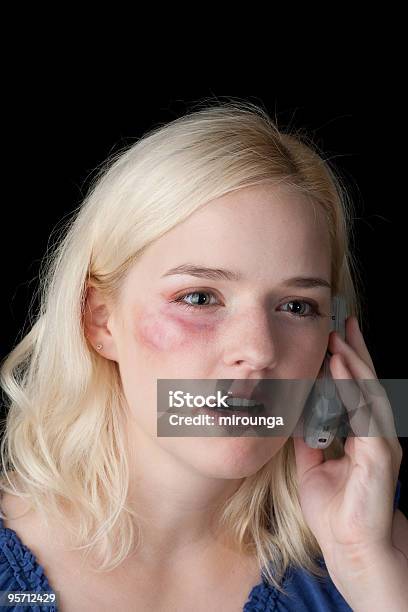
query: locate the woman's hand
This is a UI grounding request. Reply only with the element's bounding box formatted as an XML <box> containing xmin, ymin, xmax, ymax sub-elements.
<box><xmin>293</xmin><ymin>315</ymin><xmax>408</xmax><ymax>610</ymax></box>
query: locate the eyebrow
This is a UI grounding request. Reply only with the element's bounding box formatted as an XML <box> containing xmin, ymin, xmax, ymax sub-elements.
<box><xmin>160</xmin><ymin>264</ymin><xmax>332</xmax><ymax>289</ymax></box>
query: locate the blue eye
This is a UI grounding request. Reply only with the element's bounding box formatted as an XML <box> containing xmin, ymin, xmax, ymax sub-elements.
<box><xmin>171</xmin><ymin>291</ymin><xmax>323</xmax><ymax>320</ymax></box>
<box><xmin>172</xmin><ymin>291</ymin><xmax>218</xmax><ymax>310</ymax></box>
<box><xmin>280</xmin><ymin>300</ymin><xmax>322</xmax><ymax>319</ymax></box>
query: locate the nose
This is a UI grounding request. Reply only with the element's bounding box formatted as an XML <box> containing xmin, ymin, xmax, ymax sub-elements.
<box><xmin>222</xmin><ymin>306</ymin><xmax>278</xmax><ymax>371</ymax></box>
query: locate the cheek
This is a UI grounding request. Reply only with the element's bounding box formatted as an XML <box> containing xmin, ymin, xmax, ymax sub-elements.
<box><xmin>135</xmin><ymin>306</ymin><xmax>214</xmax><ymax>353</ymax></box>
<box><xmin>279</xmin><ymin>330</ymin><xmax>328</xmax><ymax>380</ymax></box>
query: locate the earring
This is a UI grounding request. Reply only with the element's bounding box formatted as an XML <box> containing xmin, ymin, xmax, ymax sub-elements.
<box><xmin>96</xmin><ymin>343</ymin><xmax>103</xmax><ymax>350</ymax></box>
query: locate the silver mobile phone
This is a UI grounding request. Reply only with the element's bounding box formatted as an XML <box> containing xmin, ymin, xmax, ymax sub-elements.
<box><xmin>303</xmin><ymin>294</ymin><xmax>348</xmax><ymax>449</ymax></box>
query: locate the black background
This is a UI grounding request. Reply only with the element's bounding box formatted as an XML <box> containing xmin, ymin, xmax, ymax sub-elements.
<box><xmin>0</xmin><ymin>79</ymin><xmax>406</xmax><ymax>513</ymax></box>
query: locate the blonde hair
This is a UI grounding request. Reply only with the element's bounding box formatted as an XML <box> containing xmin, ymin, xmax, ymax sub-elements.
<box><xmin>0</xmin><ymin>98</ymin><xmax>364</xmax><ymax>595</ymax></box>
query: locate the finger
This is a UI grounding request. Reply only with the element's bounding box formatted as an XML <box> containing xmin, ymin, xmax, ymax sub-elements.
<box><xmin>344</xmin><ymin>316</ymin><xmax>377</xmax><ymax>376</ymax></box>
<box><xmin>329</xmin><ymin>337</ymin><xmax>397</xmax><ymax>436</ymax></box>
<box><xmin>329</xmin><ymin>351</ymin><xmax>401</xmax><ymax>476</ymax></box>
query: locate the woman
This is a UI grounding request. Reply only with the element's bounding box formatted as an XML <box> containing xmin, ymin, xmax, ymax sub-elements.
<box><xmin>0</xmin><ymin>100</ymin><xmax>406</xmax><ymax>611</ymax></box>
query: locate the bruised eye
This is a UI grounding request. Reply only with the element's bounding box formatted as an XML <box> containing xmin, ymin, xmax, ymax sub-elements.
<box><xmin>171</xmin><ymin>291</ymin><xmax>219</xmax><ymax>311</ymax></box>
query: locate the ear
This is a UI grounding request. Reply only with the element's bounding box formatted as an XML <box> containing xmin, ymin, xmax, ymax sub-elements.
<box><xmin>83</xmin><ymin>285</ymin><xmax>120</xmax><ymax>362</ymax></box>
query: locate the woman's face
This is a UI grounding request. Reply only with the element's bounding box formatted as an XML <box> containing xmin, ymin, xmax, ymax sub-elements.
<box><xmin>105</xmin><ymin>183</ymin><xmax>332</xmax><ymax>478</ymax></box>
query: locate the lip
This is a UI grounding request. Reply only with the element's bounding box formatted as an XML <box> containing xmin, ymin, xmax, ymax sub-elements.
<box><xmin>194</xmin><ymin>405</ymin><xmax>251</xmax><ymax>415</ymax></box>
<box><xmin>193</xmin><ymin>401</ymin><xmax>263</xmax><ymax>417</ymax></box>
<box><xmin>216</xmin><ymin>378</ymin><xmax>266</xmax><ymax>403</ymax></box>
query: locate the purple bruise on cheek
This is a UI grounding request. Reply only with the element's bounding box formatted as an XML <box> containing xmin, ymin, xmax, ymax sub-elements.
<box><xmin>136</xmin><ymin>306</ymin><xmax>213</xmax><ymax>352</ymax></box>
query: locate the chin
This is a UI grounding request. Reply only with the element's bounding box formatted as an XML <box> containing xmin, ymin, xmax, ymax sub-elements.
<box><xmin>189</xmin><ymin>435</ymin><xmax>282</xmax><ymax>479</ymax></box>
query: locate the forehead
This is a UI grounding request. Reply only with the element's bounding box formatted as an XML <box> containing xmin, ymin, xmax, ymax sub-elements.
<box><xmin>125</xmin><ymin>184</ymin><xmax>331</xmax><ymax>287</ymax></box>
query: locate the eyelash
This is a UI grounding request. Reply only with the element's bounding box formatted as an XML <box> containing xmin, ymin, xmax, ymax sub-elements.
<box><xmin>170</xmin><ymin>290</ymin><xmax>323</xmax><ymax>320</ymax></box>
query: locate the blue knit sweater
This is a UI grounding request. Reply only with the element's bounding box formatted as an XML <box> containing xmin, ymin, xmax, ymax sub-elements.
<box><xmin>0</xmin><ymin>480</ymin><xmax>402</xmax><ymax>611</ymax></box>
